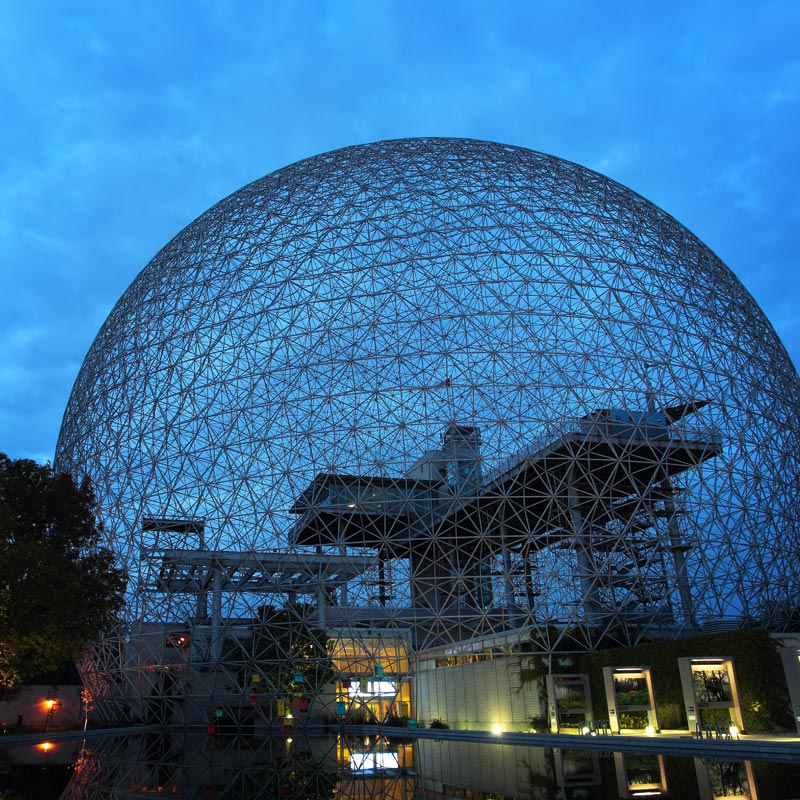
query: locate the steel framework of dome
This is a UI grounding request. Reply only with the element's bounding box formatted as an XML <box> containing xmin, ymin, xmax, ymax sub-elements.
<box><xmin>55</xmin><ymin>137</ymin><xmax>800</xmax><ymax>724</ymax></box>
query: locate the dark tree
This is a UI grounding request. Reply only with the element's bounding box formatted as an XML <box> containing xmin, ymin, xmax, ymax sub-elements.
<box><xmin>0</xmin><ymin>454</ymin><xmax>126</xmax><ymax>695</ymax></box>
<box><xmin>234</xmin><ymin>603</ymin><xmax>335</xmax><ymax>695</ymax></box>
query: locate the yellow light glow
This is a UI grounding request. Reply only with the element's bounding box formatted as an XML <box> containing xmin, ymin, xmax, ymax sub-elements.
<box><xmin>491</xmin><ymin>724</ymin><xmax>503</xmax><ymax>735</ymax></box>
<box><xmin>729</xmin><ymin>725</ymin><xmax>739</xmax><ymax>738</ymax></box>
<box><xmin>44</xmin><ymin>699</ymin><xmax>56</xmax><ymax>710</ymax></box>
<box><xmin>39</xmin><ymin>742</ymin><xmax>54</xmax><ymax>752</ymax></box>
<box><xmin>645</xmin><ymin>725</ymin><xmax>656</xmax><ymax>736</ymax></box>
<box><xmin>581</xmin><ymin>725</ymin><xmax>591</xmax><ymax>735</ymax></box>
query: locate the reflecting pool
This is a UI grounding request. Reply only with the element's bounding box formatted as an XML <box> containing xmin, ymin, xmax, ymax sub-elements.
<box><xmin>2</xmin><ymin>731</ymin><xmax>800</xmax><ymax>799</ymax></box>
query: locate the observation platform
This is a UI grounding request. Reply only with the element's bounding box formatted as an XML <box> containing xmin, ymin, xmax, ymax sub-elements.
<box><xmin>141</xmin><ymin>549</ymin><xmax>377</xmax><ymax>594</ymax></box>
<box><xmin>288</xmin><ymin>410</ymin><xmax>722</xmax><ymax>557</ymax></box>
<box><xmin>288</xmin><ymin>474</ymin><xmax>440</xmax><ymax>552</ymax></box>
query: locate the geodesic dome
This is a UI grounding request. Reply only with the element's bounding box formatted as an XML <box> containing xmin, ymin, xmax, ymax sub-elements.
<box><xmin>55</xmin><ymin>138</ymin><xmax>800</xmax><ymax>673</ymax></box>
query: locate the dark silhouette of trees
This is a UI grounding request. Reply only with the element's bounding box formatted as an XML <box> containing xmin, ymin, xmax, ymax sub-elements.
<box><xmin>0</xmin><ymin>453</ymin><xmax>126</xmax><ymax>696</ymax></box>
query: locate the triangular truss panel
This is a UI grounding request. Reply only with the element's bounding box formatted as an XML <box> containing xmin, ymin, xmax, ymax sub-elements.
<box><xmin>55</xmin><ymin>138</ymin><xmax>800</xmax><ymax>722</ymax></box>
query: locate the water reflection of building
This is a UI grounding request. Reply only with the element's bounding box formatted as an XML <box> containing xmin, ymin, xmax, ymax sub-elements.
<box><xmin>63</xmin><ymin>733</ymin><xmax>344</xmax><ymax>800</ymax></box>
<box><xmin>695</xmin><ymin>757</ymin><xmax>759</xmax><ymax>800</ymax></box>
<box><xmin>54</xmin><ymin>733</ymin><xmax>562</xmax><ymax>800</ymax></box>
<box><xmin>414</xmin><ymin>738</ymin><xmax>553</xmax><ymax>798</ymax></box>
<box><xmin>58</xmin><ymin>732</ymin><xmax>417</xmax><ymax>800</ymax></box>
<box><xmin>24</xmin><ymin>730</ymin><xmax>800</xmax><ymax>800</ymax></box>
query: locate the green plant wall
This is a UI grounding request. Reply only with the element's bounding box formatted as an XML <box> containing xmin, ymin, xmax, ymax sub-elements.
<box><xmin>573</xmin><ymin>629</ymin><xmax>792</xmax><ymax>732</ymax></box>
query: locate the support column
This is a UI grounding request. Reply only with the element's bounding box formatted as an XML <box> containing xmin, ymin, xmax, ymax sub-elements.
<box><xmin>338</xmin><ymin>547</ymin><xmax>349</xmax><ymax>607</ymax></box>
<box><xmin>499</xmin><ymin>520</ymin><xmax>516</xmax><ymax>609</ymax></box>
<box><xmin>569</xmin><ymin>473</ymin><xmax>600</xmax><ymax>626</ymax></box>
<box><xmin>378</xmin><ymin>550</ymin><xmax>387</xmax><ymax>606</ymax></box>
<box><xmin>338</xmin><ymin>518</ymin><xmax>349</xmax><ymax>606</ymax></box>
<box><xmin>316</xmin><ymin>579</ymin><xmax>328</xmax><ymax>628</ymax></box>
<box><xmin>196</xmin><ymin>532</ymin><xmax>208</xmax><ymax>622</ymax></box>
<box><xmin>196</xmin><ymin>591</ymin><xmax>208</xmax><ymax>622</ymax></box>
<box><xmin>210</xmin><ymin>565</ymin><xmax>223</xmax><ymax>662</ymax></box>
<box><xmin>409</xmin><ymin>543</ymin><xmax>440</xmax><ymax>612</ymax></box>
<box><xmin>660</xmin><ymin>475</ymin><xmax>696</xmax><ymax>627</ymax></box>
<box><xmin>523</xmin><ymin>545</ymin><xmax>538</xmax><ymax>609</ymax></box>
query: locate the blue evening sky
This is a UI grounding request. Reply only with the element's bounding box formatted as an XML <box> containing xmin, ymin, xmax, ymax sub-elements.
<box><xmin>1</xmin><ymin>1</ymin><xmax>798</xmax><ymax>463</ymax></box>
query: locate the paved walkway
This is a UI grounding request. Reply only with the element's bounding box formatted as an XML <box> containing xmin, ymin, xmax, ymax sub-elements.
<box><xmin>2</xmin><ymin>723</ymin><xmax>799</xmax><ymax>762</ymax></box>
<box><xmin>357</xmin><ymin>724</ymin><xmax>800</xmax><ymax>762</ymax></box>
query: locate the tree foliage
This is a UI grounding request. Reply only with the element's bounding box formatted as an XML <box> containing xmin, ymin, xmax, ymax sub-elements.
<box><xmin>0</xmin><ymin>453</ymin><xmax>126</xmax><ymax>695</ymax></box>
<box><xmin>234</xmin><ymin>603</ymin><xmax>335</xmax><ymax>695</ymax></box>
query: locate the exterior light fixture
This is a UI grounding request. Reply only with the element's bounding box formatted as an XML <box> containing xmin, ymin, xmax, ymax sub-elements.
<box><xmin>645</xmin><ymin>725</ymin><xmax>656</xmax><ymax>736</ymax></box>
<box><xmin>491</xmin><ymin>724</ymin><xmax>503</xmax><ymax>735</ymax></box>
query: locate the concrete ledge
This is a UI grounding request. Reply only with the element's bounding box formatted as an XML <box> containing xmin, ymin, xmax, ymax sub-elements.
<box><xmin>3</xmin><ymin>723</ymin><xmax>798</xmax><ymax>764</ymax></box>
<box><xmin>0</xmin><ymin>725</ymin><xmax>162</xmax><ymax>749</ymax></box>
<box><xmin>358</xmin><ymin>724</ymin><xmax>800</xmax><ymax>762</ymax></box>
